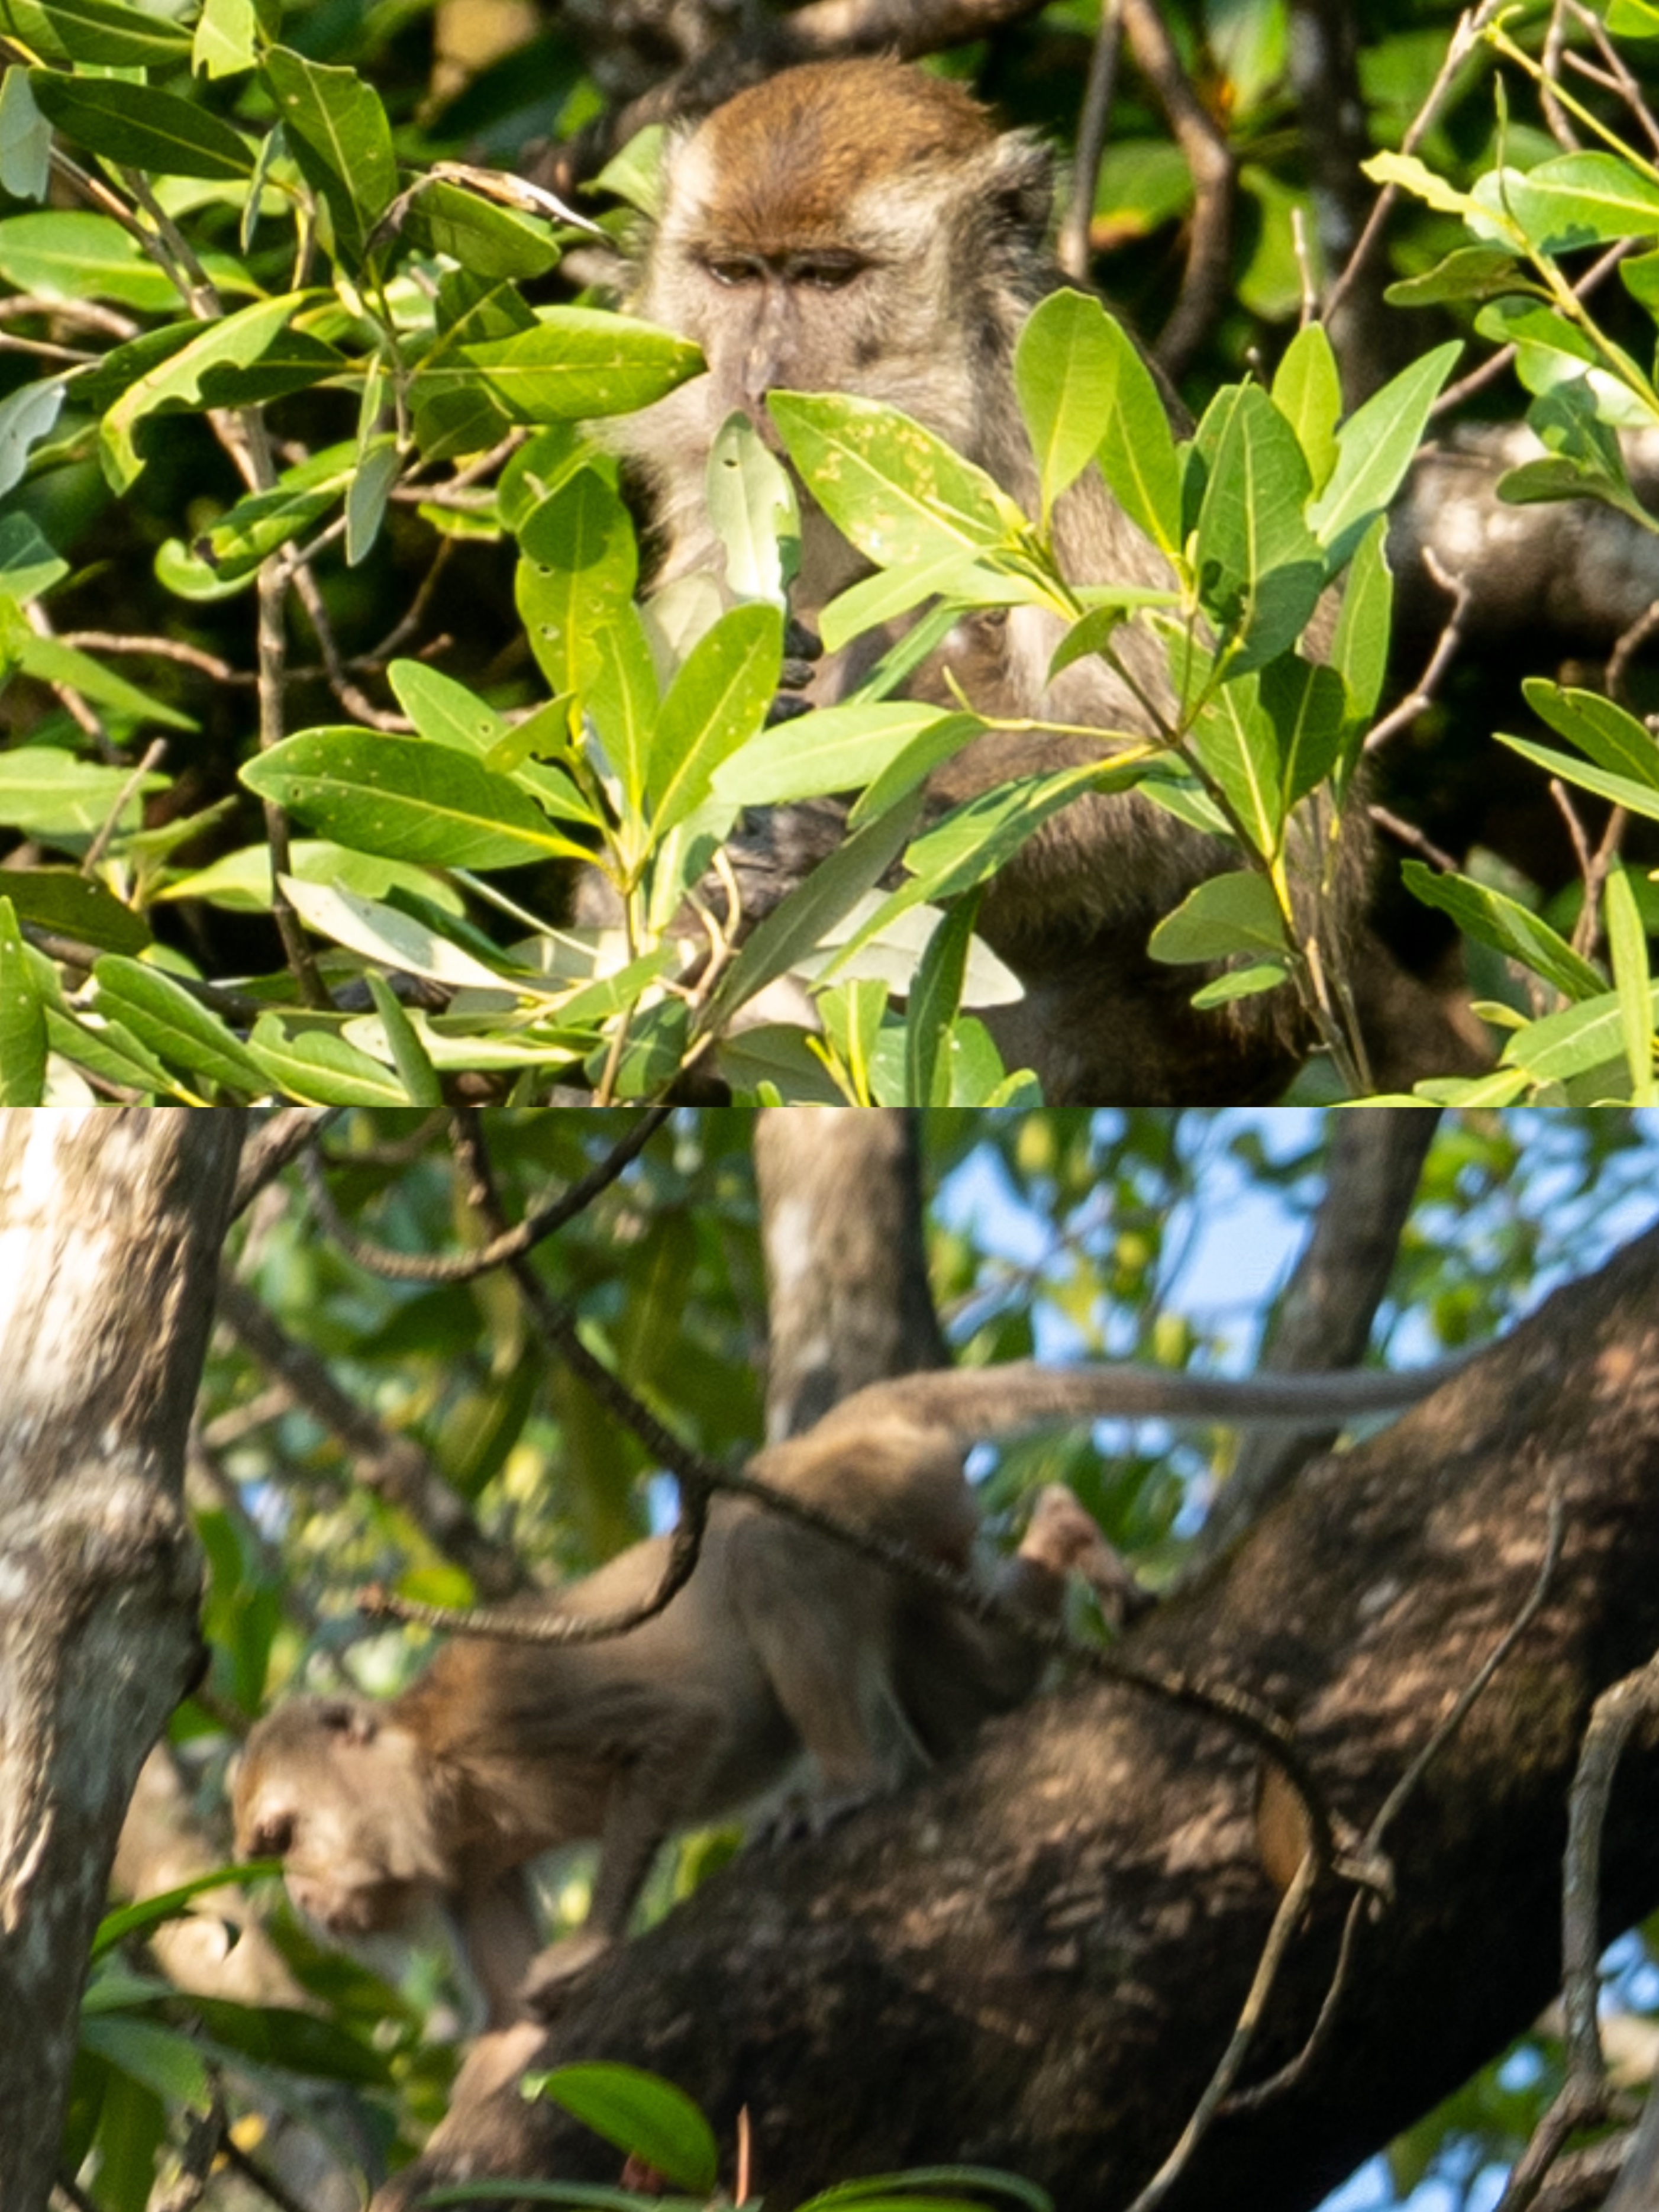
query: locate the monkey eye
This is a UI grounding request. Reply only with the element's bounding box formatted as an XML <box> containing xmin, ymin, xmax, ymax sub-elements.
<box><xmin>789</xmin><ymin>256</ymin><xmax>865</xmax><ymax>291</ymax></box>
<box><xmin>251</xmin><ymin>1813</ymin><xmax>295</xmax><ymax>1858</ymax></box>
<box><xmin>702</xmin><ymin>256</ymin><xmax>762</xmax><ymax>288</ymax></box>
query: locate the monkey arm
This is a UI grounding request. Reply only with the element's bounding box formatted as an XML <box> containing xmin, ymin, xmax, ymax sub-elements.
<box><xmin>451</xmin><ymin>1867</ymin><xmax>543</xmax><ymax>2030</ymax></box>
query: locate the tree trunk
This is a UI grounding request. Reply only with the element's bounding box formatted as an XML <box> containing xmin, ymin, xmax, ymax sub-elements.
<box><xmin>379</xmin><ymin>1217</ymin><xmax>1659</xmax><ymax>2212</ymax></box>
<box><xmin>754</xmin><ymin>1108</ymin><xmax>947</xmax><ymax>1440</ymax></box>
<box><xmin>0</xmin><ymin>1110</ymin><xmax>244</xmax><ymax>2212</ymax></box>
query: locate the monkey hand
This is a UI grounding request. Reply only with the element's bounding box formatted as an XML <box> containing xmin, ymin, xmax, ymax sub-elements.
<box><xmin>764</xmin><ymin>614</ymin><xmax>822</xmax><ymax>727</ymax></box>
<box><xmin>519</xmin><ymin>1930</ymin><xmax>614</xmax><ymax>2018</ymax></box>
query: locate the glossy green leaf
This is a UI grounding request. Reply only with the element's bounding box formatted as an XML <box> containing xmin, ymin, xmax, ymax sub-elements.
<box><xmin>279</xmin><ymin>875</ymin><xmax>512</xmax><ymax>991</ymax></box>
<box><xmin>363</xmin><ymin>972</ymin><xmax>444</xmax><ymax>1105</ymax></box>
<box><xmin>1147</xmin><ymin>869</ymin><xmax>1288</xmax><ymax>964</ymax></box>
<box><xmin>535</xmin><ymin>2065</ymin><xmax>718</xmax><ymax>2197</ymax></box>
<box><xmin>0</xmin><ymin>373</ymin><xmax>62</xmax><ymax>498</ymax></box>
<box><xmin>0</xmin><ymin>747</ymin><xmax>167</xmax><ymax>837</ymax></box>
<box><xmin>390</xmin><ymin>660</ymin><xmax>508</xmax><ymax>754</ymax></box>
<box><xmin>515</xmin><ymin>468</ymin><xmax>637</xmax><ymax>695</ymax></box>
<box><xmin>346</xmin><ymin>435</ymin><xmax>400</xmax><ymax>566</ymax></box>
<box><xmin>0</xmin><ymin>66</ymin><xmax>50</xmax><ymax>201</ymax></box>
<box><xmin>405</xmin><ymin>179</ymin><xmax>561</xmax><ymax>279</ymax></box>
<box><xmin>101</xmin><ymin>291</ymin><xmax>319</xmax><ymax>491</ymax></box>
<box><xmin>650</xmin><ymin>602</ymin><xmax>782</xmax><ymax>839</ymax></box>
<box><xmin>1383</xmin><ymin>246</ymin><xmax>1529</xmax><ymax>307</ymax></box>
<box><xmin>1522</xmin><ymin>679</ymin><xmax>1659</xmax><ymax>792</ymax></box>
<box><xmin>243</xmin><ymin>729</ymin><xmax>593</xmax><ymax>866</ymax></box>
<box><xmin>1186</xmin><ymin>672</ymin><xmax>1283</xmax><ymax>853</ymax></box>
<box><xmin>1086</xmin><ymin>309</ymin><xmax>1182</xmax><ymax>557</ymax></box>
<box><xmin>0</xmin><ymin>511</ymin><xmax>64</xmax><ymax>602</ymax></box>
<box><xmin>706</xmin><ymin>411</ymin><xmax>799</xmax><ymax>605</ymax></box>
<box><xmin>1497</xmin><ymin>736</ymin><xmax>1659</xmax><ymax>824</ymax></box>
<box><xmin>1308</xmin><ymin>340</ymin><xmax>1461</xmax><ymax>568</ymax></box>
<box><xmin>1192</xmin><ymin>383</ymin><xmax>1322</xmax><ymax>673</ymax></box>
<box><xmin>466</xmin><ymin>309</ymin><xmax>703</xmax><ymax>421</ymax></box>
<box><xmin>1604</xmin><ymin>864</ymin><xmax>1657</xmax><ymax>1105</ymax></box>
<box><xmin>1261</xmin><ymin>655</ymin><xmax>1347</xmax><ymax>808</ymax></box>
<box><xmin>194</xmin><ymin>0</ymin><xmax>257</xmax><ymax>76</ymax></box>
<box><xmin>262</xmin><ymin>46</ymin><xmax>398</xmax><ymax>270</ymax></box>
<box><xmin>0</xmin><ymin>895</ymin><xmax>45</xmax><ymax>1104</ymax></box>
<box><xmin>905</xmin><ymin>889</ymin><xmax>980</xmax><ymax>1108</ymax></box>
<box><xmin>27</xmin><ymin>0</ymin><xmax>191</xmax><ymax>64</ymax></box>
<box><xmin>0</xmin><ymin>210</ymin><xmax>180</xmax><ymax>309</ymax></box>
<box><xmin>44</xmin><ymin>1004</ymin><xmax>185</xmax><ymax>1098</ymax></box>
<box><xmin>1499</xmin><ymin>984</ymin><xmax>1659</xmax><ymax>1085</ymax></box>
<box><xmin>91</xmin><ymin>956</ymin><xmax>266</xmax><ymax>1090</ymax></box>
<box><xmin>162</xmin><ymin>837</ymin><xmax>461</xmax><ymax>915</ymax></box>
<box><xmin>1401</xmin><ymin>862</ymin><xmax>1606</xmax><ymax>1000</ymax></box>
<box><xmin>714</xmin><ymin>701</ymin><xmax>963</xmax><ymax>808</ymax></box>
<box><xmin>0</xmin><ymin>868</ymin><xmax>149</xmax><ymax>952</ymax></box>
<box><xmin>1327</xmin><ymin>514</ymin><xmax>1392</xmax><ymax>726</ymax></box>
<box><xmin>1473</xmin><ymin>152</ymin><xmax>1659</xmax><ymax>256</ymax></box>
<box><xmin>585</xmin><ymin>599</ymin><xmax>659</xmax><ymax>815</ymax></box>
<box><xmin>769</xmin><ymin>391</ymin><xmax>1025</xmax><ymax>571</ymax></box>
<box><xmin>1014</xmin><ymin>288</ymin><xmax>1125</xmax><ymax>525</ymax></box>
<box><xmin>29</xmin><ymin>70</ymin><xmax>253</xmax><ymax>179</ymax></box>
<box><xmin>1270</xmin><ymin>322</ymin><xmax>1341</xmax><ymax>495</ymax></box>
<box><xmin>247</xmin><ymin>1014</ymin><xmax>411</xmax><ymax>1105</ymax></box>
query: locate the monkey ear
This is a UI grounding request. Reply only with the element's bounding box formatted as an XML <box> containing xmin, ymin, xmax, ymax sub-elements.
<box><xmin>318</xmin><ymin>1698</ymin><xmax>378</xmax><ymax>1746</ymax></box>
<box><xmin>977</xmin><ymin>133</ymin><xmax>1056</xmax><ymax>247</ymax></box>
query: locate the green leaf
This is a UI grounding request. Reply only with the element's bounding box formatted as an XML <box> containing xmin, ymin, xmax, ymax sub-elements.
<box><xmin>0</xmin><ymin>511</ymin><xmax>65</xmax><ymax>602</ymax></box>
<box><xmin>1609</xmin><ymin>0</ymin><xmax>1659</xmax><ymax>31</ymax></box>
<box><xmin>0</xmin><ymin>895</ymin><xmax>45</xmax><ymax>1104</ymax></box>
<box><xmin>194</xmin><ymin>0</ymin><xmax>257</xmax><ymax>76</ymax></box>
<box><xmin>262</xmin><ymin>47</ymin><xmax>398</xmax><ymax>270</ymax></box>
<box><xmin>0</xmin><ymin>373</ymin><xmax>62</xmax><ymax>498</ymax></box>
<box><xmin>706</xmin><ymin>791</ymin><xmax>926</xmax><ymax>1030</ymax></box>
<box><xmin>1500</xmin><ymin>984</ymin><xmax>1659</xmax><ymax>1086</ymax></box>
<box><xmin>1047</xmin><ymin>592</ymin><xmax>1178</xmax><ymax>682</ymax></box>
<box><xmin>706</xmin><ymin>411</ymin><xmax>800</xmax><ymax>605</ymax></box>
<box><xmin>44</xmin><ymin>1005</ymin><xmax>184</xmax><ymax>1097</ymax></box>
<box><xmin>1192</xmin><ymin>383</ymin><xmax>1322</xmax><ymax>674</ymax></box>
<box><xmin>1327</xmin><ymin>514</ymin><xmax>1392</xmax><ymax>726</ymax></box>
<box><xmin>1308</xmin><ymin>341</ymin><xmax>1461</xmax><ymax>569</ymax></box>
<box><xmin>769</xmin><ymin>391</ymin><xmax>1025</xmax><ymax>571</ymax></box>
<box><xmin>91</xmin><ymin>1866</ymin><xmax>276</xmax><ymax>1959</ymax></box>
<box><xmin>162</xmin><ymin>838</ymin><xmax>464</xmax><ymax>914</ymax></box>
<box><xmin>189</xmin><ymin>466</ymin><xmax>351</xmax><ymax>585</ymax></box>
<box><xmin>246</xmin><ymin>1014</ymin><xmax>410</xmax><ymax>1105</ymax></box>
<box><xmin>91</xmin><ymin>956</ymin><xmax>265</xmax><ymax>1091</ymax></box>
<box><xmin>364</xmin><ymin>973</ymin><xmax>444</xmax><ymax>1105</ymax></box>
<box><xmin>0</xmin><ymin>746</ymin><xmax>167</xmax><ymax>837</ymax></box>
<box><xmin>466</xmin><ymin>309</ymin><xmax>703</xmax><ymax>421</ymax></box>
<box><xmin>650</xmin><ymin>602</ymin><xmax>782</xmax><ymax>839</ymax></box>
<box><xmin>1270</xmin><ymin>322</ymin><xmax>1341</xmax><ymax>496</ymax></box>
<box><xmin>1401</xmin><ymin>861</ymin><xmax>1606</xmax><ymax>1001</ymax></box>
<box><xmin>714</xmin><ymin>701</ymin><xmax>965</xmax><ymax>808</ymax></box>
<box><xmin>1604</xmin><ymin>863</ymin><xmax>1657</xmax><ymax>1105</ymax></box>
<box><xmin>1261</xmin><ymin>655</ymin><xmax>1347</xmax><ymax>807</ymax></box>
<box><xmin>585</xmin><ymin>599</ymin><xmax>659</xmax><ymax>815</ymax></box>
<box><xmin>79</xmin><ymin>2017</ymin><xmax>210</xmax><ymax>2108</ymax></box>
<box><xmin>801</xmin><ymin>2165</ymin><xmax>1053</xmax><ymax>2210</ymax></box>
<box><xmin>905</xmin><ymin>889</ymin><xmax>980</xmax><ymax>1107</ymax></box>
<box><xmin>534</xmin><ymin>2065</ymin><xmax>718</xmax><ymax>2197</ymax></box>
<box><xmin>1014</xmin><ymin>288</ymin><xmax>1126</xmax><ymax>525</ymax></box>
<box><xmin>1086</xmin><ymin>308</ymin><xmax>1182</xmax><ymax>558</ymax></box>
<box><xmin>346</xmin><ymin>434</ymin><xmax>400</xmax><ymax>566</ymax></box>
<box><xmin>243</xmin><ymin>728</ymin><xmax>593</xmax><ymax>866</ymax></box>
<box><xmin>1473</xmin><ymin>152</ymin><xmax>1659</xmax><ymax>256</ymax></box>
<box><xmin>28</xmin><ymin>70</ymin><xmax>254</xmax><ymax>178</ymax></box>
<box><xmin>100</xmin><ymin>291</ymin><xmax>319</xmax><ymax>491</ymax></box>
<box><xmin>1187</xmin><ymin>670</ymin><xmax>1283</xmax><ymax>853</ymax></box>
<box><xmin>389</xmin><ymin>661</ymin><xmax>508</xmax><ymax>754</ymax></box>
<box><xmin>1383</xmin><ymin>246</ymin><xmax>1529</xmax><ymax>306</ymax></box>
<box><xmin>279</xmin><ymin>875</ymin><xmax>512</xmax><ymax>991</ymax></box>
<box><xmin>0</xmin><ymin>67</ymin><xmax>52</xmax><ymax>201</ymax></box>
<box><xmin>515</xmin><ymin>468</ymin><xmax>637</xmax><ymax>695</ymax></box>
<box><xmin>1147</xmin><ymin>869</ymin><xmax>1288</xmax><ymax>965</ymax></box>
<box><xmin>404</xmin><ymin>179</ymin><xmax>561</xmax><ymax>280</ymax></box>
<box><xmin>1496</xmin><ymin>736</ymin><xmax>1659</xmax><ymax>824</ymax></box>
<box><xmin>0</xmin><ymin>209</ymin><xmax>181</xmax><ymax>309</ymax></box>
<box><xmin>1522</xmin><ymin>679</ymin><xmax>1659</xmax><ymax>792</ymax></box>
<box><xmin>28</xmin><ymin>0</ymin><xmax>192</xmax><ymax>65</ymax></box>
<box><xmin>1361</xmin><ymin>150</ymin><xmax>1484</xmax><ymax>223</ymax></box>
<box><xmin>0</xmin><ymin>868</ymin><xmax>149</xmax><ymax>952</ymax></box>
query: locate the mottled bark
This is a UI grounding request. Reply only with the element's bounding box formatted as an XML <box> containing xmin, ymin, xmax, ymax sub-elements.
<box><xmin>380</xmin><ymin>1220</ymin><xmax>1659</xmax><ymax>2212</ymax></box>
<box><xmin>0</xmin><ymin>1110</ymin><xmax>245</xmax><ymax>2212</ymax></box>
<box><xmin>754</xmin><ymin>1109</ymin><xmax>947</xmax><ymax>1440</ymax></box>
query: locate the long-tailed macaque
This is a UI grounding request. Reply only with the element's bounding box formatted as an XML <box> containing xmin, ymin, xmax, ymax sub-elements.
<box><xmin>234</xmin><ymin>1355</ymin><xmax>1453</xmax><ymax>2022</ymax></box>
<box><xmin>611</xmin><ymin>59</ymin><xmax>1483</xmax><ymax>1102</ymax></box>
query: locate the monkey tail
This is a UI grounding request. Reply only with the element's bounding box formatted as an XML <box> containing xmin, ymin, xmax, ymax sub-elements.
<box><xmin>811</xmin><ymin>1356</ymin><xmax>1467</xmax><ymax>1442</ymax></box>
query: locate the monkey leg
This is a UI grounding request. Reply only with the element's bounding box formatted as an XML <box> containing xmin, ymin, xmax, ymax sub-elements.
<box><xmin>728</xmin><ymin>1516</ymin><xmax>925</xmax><ymax>1810</ymax></box>
<box><xmin>453</xmin><ymin>1866</ymin><xmax>544</xmax><ymax>2029</ymax></box>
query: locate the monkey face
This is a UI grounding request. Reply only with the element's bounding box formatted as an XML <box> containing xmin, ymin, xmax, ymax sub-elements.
<box><xmin>234</xmin><ymin>1695</ymin><xmax>450</xmax><ymax>1936</ymax></box>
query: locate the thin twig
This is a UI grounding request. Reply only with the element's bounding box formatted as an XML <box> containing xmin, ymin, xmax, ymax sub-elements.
<box><xmin>257</xmin><ymin>556</ymin><xmax>328</xmax><ymax>1007</ymax></box>
<box><xmin>1364</xmin><ymin>549</ymin><xmax>1470</xmax><ymax>754</ymax></box>
<box><xmin>80</xmin><ymin>738</ymin><xmax>166</xmax><ymax>877</ymax></box>
<box><xmin>60</xmin><ymin>633</ymin><xmax>238</xmax><ymax>681</ymax></box>
<box><xmin>1431</xmin><ymin>240</ymin><xmax>1632</xmax><ymax>418</ymax></box>
<box><xmin>1057</xmin><ymin>0</ymin><xmax>1127</xmax><ymax>282</ymax></box>
<box><xmin>230</xmin><ymin>1108</ymin><xmax>343</xmax><ymax>1217</ymax></box>
<box><xmin>1540</xmin><ymin>0</ymin><xmax>1579</xmax><ymax>150</ymax></box>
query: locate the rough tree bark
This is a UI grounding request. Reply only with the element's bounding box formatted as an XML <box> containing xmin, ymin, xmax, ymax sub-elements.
<box><xmin>379</xmin><ymin>1213</ymin><xmax>1659</xmax><ymax>2212</ymax></box>
<box><xmin>754</xmin><ymin>1107</ymin><xmax>947</xmax><ymax>1441</ymax></box>
<box><xmin>0</xmin><ymin>1110</ymin><xmax>246</xmax><ymax>2212</ymax></box>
